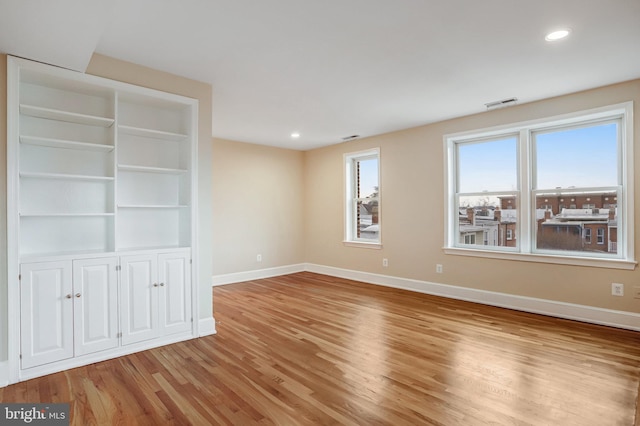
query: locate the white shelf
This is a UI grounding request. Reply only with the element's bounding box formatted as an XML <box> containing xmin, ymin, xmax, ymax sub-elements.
<box><xmin>116</xmin><ymin>245</ymin><xmax>190</xmax><ymax>253</ymax></box>
<box><xmin>118</xmin><ymin>205</ymin><xmax>188</xmax><ymax>209</ymax></box>
<box><xmin>20</xmin><ymin>135</ymin><xmax>114</xmax><ymax>152</ymax></box>
<box><xmin>20</xmin><ymin>104</ymin><xmax>115</xmax><ymax>128</ymax></box>
<box><xmin>20</xmin><ymin>249</ymin><xmax>115</xmax><ymax>263</ymax></box>
<box><xmin>20</xmin><ymin>213</ymin><xmax>115</xmax><ymax>218</ymax></box>
<box><xmin>20</xmin><ymin>172</ymin><xmax>115</xmax><ymax>181</ymax></box>
<box><xmin>117</xmin><ymin>164</ymin><xmax>188</xmax><ymax>175</ymax></box>
<box><xmin>119</xmin><ymin>125</ymin><xmax>187</xmax><ymax>141</ymax></box>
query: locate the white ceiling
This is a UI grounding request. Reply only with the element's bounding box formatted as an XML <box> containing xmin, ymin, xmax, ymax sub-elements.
<box><xmin>1</xmin><ymin>0</ymin><xmax>639</xmax><ymax>150</ymax></box>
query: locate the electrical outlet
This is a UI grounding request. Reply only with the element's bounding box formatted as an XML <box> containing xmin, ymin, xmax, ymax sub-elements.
<box><xmin>382</xmin><ymin>258</ymin><xmax>388</xmax><ymax>267</ymax></box>
<box><xmin>634</xmin><ymin>286</ymin><xmax>640</xmax><ymax>299</ymax></box>
<box><xmin>436</xmin><ymin>264</ymin><xmax>443</xmax><ymax>274</ymax></box>
<box><xmin>611</xmin><ymin>283</ymin><xmax>624</xmax><ymax>297</ymax></box>
<box><xmin>257</xmin><ymin>254</ymin><xmax>262</xmax><ymax>262</ymax></box>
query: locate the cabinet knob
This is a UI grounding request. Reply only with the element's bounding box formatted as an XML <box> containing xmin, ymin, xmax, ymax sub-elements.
<box><xmin>160</xmin><ymin>282</ymin><xmax>165</xmax><ymax>287</ymax></box>
<box><xmin>75</xmin><ymin>293</ymin><xmax>81</xmax><ymax>298</ymax></box>
<box><xmin>65</xmin><ymin>294</ymin><xmax>72</xmax><ymax>299</ymax></box>
<box><xmin>153</xmin><ymin>283</ymin><xmax>159</xmax><ymax>287</ymax></box>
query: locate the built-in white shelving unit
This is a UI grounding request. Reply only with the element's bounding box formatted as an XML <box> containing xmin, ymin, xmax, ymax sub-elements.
<box><xmin>6</xmin><ymin>56</ymin><xmax>199</xmax><ymax>385</ymax></box>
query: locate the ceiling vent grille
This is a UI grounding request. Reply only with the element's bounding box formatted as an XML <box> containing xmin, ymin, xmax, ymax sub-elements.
<box><xmin>342</xmin><ymin>135</ymin><xmax>360</xmax><ymax>141</ymax></box>
<box><xmin>485</xmin><ymin>97</ymin><xmax>518</xmax><ymax>110</ymax></box>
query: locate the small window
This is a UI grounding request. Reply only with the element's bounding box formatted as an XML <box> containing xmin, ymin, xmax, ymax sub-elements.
<box><xmin>344</xmin><ymin>149</ymin><xmax>380</xmax><ymax>245</ymax></box>
<box><xmin>585</xmin><ymin>228</ymin><xmax>592</xmax><ymax>244</ymax></box>
<box><xmin>506</xmin><ymin>229</ymin><xmax>513</xmax><ymax>240</ymax></box>
<box><xmin>597</xmin><ymin>228</ymin><xmax>605</xmax><ymax>244</ymax></box>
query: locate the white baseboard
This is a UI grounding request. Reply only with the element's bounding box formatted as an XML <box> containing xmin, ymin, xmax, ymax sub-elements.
<box><xmin>210</xmin><ymin>262</ymin><xmax>640</xmax><ymax>332</ymax></box>
<box><xmin>0</xmin><ymin>361</ymin><xmax>8</xmax><ymax>388</ymax></box>
<box><xmin>212</xmin><ymin>263</ymin><xmax>306</xmax><ymax>286</ymax></box>
<box><xmin>305</xmin><ymin>263</ymin><xmax>640</xmax><ymax>332</ymax></box>
<box><xmin>199</xmin><ymin>316</ymin><xmax>217</xmax><ymax>337</ymax></box>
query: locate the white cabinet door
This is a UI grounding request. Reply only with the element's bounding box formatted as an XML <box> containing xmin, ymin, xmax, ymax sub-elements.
<box><xmin>158</xmin><ymin>252</ymin><xmax>192</xmax><ymax>336</ymax></box>
<box><xmin>120</xmin><ymin>254</ymin><xmax>159</xmax><ymax>345</ymax></box>
<box><xmin>72</xmin><ymin>258</ymin><xmax>119</xmax><ymax>356</ymax></box>
<box><xmin>20</xmin><ymin>261</ymin><xmax>74</xmax><ymax>369</ymax></box>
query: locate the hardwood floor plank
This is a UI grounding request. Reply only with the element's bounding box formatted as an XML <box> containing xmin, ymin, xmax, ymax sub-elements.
<box><xmin>1</xmin><ymin>271</ymin><xmax>639</xmax><ymax>425</ymax></box>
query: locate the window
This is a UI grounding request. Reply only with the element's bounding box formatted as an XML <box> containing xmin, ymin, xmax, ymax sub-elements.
<box><xmin>464</xmin><ymin>234</ymin><xmax>476</xmax><ymax>245</ymax></box>
<box><xmin>345</xmin><ymin>148</ymin><xmax>380</xmax><ymax>246</ymax></box>
<box><xmin>445</xmin><ymin>102</ymin><xmax>634</xmax><ymax>268</ymax></box>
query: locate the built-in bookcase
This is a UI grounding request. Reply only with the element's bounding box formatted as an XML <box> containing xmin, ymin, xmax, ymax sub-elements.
<box><xmin>9</xmin><ymin>58</ymin><xmax>197</xmax><ymax>260</ymax></box>
<box><xmin>116</xmin><ymin>94</ymin><xmax>192</xmax><ymax>251</ymax></box>
<box><xmin>6</xmin><ymin>56</ymin><xmax>199</xmax><ymax>384</ymax></box>
<box><xmin>16</xmin><ymin>70</ymin><xmax>116</xmax><ymax>257</ymax></box>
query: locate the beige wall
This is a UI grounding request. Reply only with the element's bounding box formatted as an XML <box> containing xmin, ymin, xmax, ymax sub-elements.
<box><xmin>304</xmin><ymin>79</ymin><xmax>640</xmax><ymax>314</ymax></box>
<box><xmin>212</xmin><ymin>138</ymin><xmax>305</xmax><ymax>275</ymax></box>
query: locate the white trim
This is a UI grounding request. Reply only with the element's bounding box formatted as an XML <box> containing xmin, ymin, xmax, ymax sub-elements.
<box><xmin>0</xmin><ymin>361</ymin><xmax>8</xmax><ymax>388</ymax></box>
<box><xmin>344</xmin><ymin>147</ymin><xmax>381</xmax><ymax>244</ymax></box>
<box><xmin>211</xmin><ymin>264</ymin><xmax>306</xmax><ymax>286</ymax></box>
<box><xmin>211</xmin><ymin>263</ymin><xmax>640</xmax><ymax>332</ymax></box>
<box><xmin>198</xmin><ymin>317</ymin><xmax>217</xmax><ymax>337</ymax></box>
<box><xmin>443</xmin><ymin>102</ymin><xmax>634</xmax><ymax>265</ymax></box>
<box><xmin>16</xmin><ymin>333</ymin><xmax>194</xmax><ymax>383</ymax></box>
<box><xmin>342</xmin><ymin>241</ymin><xmax>382</xmax><ymax>250</ymax></box>
<box><xmin>443</xmin><ymin>247</ymin><xmax>636</xmax><ymax>270</ymax></box>
<box><xmin>304</xmin><ymin>263</ymin><xmax>640</xmax><ymax>331</ymax></box>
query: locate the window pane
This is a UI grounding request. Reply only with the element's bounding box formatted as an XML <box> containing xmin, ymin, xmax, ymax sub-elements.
<box><xmin>357</xmin><ymin>158</ymin><xmax>378</xmax><ymax>198</ymax></box>
<box><xmin>534</xmin><ymin>122</ymin><xmax>618</xmax><ymax>189</ymax></box>
<box><xmin>458</xmin><ymin>195</ymin><xmax>517</xmax><ymax>247</ymax></box>
<box><xmin>535</xmin><ymin>192</ymin><xmax>618</xmax><ymax>254</ymax></box>
<box><xmin>356</xmin><ymin>199</ymin><xmax>379</xmax><ymax>240</ymax></box>
<box><xmin>457</xmin><ymin>137</ymin><xmax>517</xmax><ymax>193</ymax></box>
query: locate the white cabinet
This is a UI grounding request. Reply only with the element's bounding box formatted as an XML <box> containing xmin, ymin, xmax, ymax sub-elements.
<box><xmin>20</xmin><ymin>257</ymin><xmax>118</xmax><ymax>369</ymax></box>
<box><xmin>72</xmin><ymin>258</ymin><xmax>119</xmax><ymax>356</ymax></box>
<box><xmin>7</xmin><ymin>56</ymin><xmax>200</xmax><ymax>383</ymax></box>
<box><xmin>121</xmin><ymin>251</ymin><xmax>191</xmax><ymax>346</ymax></box>
<box><xmin>20</xmin><ymin>261</ymin><xmax>74</xmax><ymax>369</ymax></box>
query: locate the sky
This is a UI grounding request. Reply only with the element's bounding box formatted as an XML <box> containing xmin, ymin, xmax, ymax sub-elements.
<box><xmin>358</xmin><ymin>157</ymin><xmax>379</xmax><ymax>198</ymax></box>
<box><xmin>458</xmin><ymin>122</ymin><xmax>618</xmax><ymax>195</ymax></box>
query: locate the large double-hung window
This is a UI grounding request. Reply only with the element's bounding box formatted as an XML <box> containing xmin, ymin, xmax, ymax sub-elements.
<box><xmin>445</xmin><ymin>103</ymin><xmax>634</xmax><ymax>268</ymax></box>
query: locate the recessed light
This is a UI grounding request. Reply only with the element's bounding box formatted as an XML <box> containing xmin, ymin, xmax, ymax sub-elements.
<box><xmin>545</xmin><ymin>29</ymin><xmax>571</xmax><ymax>42</ymax></box>
<box><xmin>291</xmin><ymin>132</ymin><xmax>300</xmax><ymax>139</ymax></box>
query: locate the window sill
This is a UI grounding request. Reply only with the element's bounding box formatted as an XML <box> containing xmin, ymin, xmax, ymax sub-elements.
<box><xmin>343</xmin><ymin>241</ymin><xmax>382</xmax><ymax>250</ymax></box>
<box><xmin>443</xmin><ymin>247</ymin><xmax>637</xmax><ymax>270</ymax></box>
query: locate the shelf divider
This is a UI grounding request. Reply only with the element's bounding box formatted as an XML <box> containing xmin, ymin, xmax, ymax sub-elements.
<box><xmin>117</xmin><ymin>164</ymin><xmax>188</xmax><ymax>175</ymax></box>
<box><xmin>119</xmin><ymin>124</ymin><xmax>187</xmax><ymax>141</ymax></box>
<box><xmin>20</xmin><ymin>104</ymin><xmax>115</xmax><ymax>128</ymax></box>
<box><xmin>20</xmin><ymin>135</ymin><xmax>114</xmax><ymax>152</ymax></box>
<box><xmin>20</xmin><ymin>172</ymin><xmax>115</xmax><ymax>182</ymax></box>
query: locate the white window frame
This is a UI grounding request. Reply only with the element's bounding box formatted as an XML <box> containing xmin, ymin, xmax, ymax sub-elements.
<box><xmin>344</xmin><ymin>148</ymin><xmax>381</xmax><ymax>249</ymax></box>
<box><xmin>597</xmin><ymin>228</ymin><xmax>605</xmax><ymax>245</ymax></box>
<box><xmin>506</xmin><ymin>229</ymin><xmax>513</xmax><ymax>241</ymax></box>
<box><xmin>584</xmin><ymin>228</ymin><xmax>592</xmax><ymax>244</ymax></box>
<box><xmin>444</xmin><ymin>102</ymin><xmax>635</xmax><ymax>270</ymax></box>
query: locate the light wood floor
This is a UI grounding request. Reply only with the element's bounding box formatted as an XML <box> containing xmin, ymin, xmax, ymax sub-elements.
<box><xmin>1</xmin><ymin>272</ymin><xmax>639</xmax><ymax>425</ymax></box>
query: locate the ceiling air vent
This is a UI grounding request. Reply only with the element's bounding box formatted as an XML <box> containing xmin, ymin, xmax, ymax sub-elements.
<box><xmin>485</xmin><ymin>97</ymin><xmax>518</xmax><ymax>111</ymax></box>
<box><xmin>342</xmin><ymin>135</ymin><xmax>360</xmax><ymax>141</ymax></box>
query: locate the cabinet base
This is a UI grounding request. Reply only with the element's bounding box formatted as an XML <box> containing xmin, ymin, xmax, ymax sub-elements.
<box><xmin>16</xmin><ymin>332</ymin><xmax>197</xmax><ymax>384</ymax></box>
<box><xmin>199</xmin><ymin>316</ymin><xmax>217</xmax><ymax>336</ymax></box>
